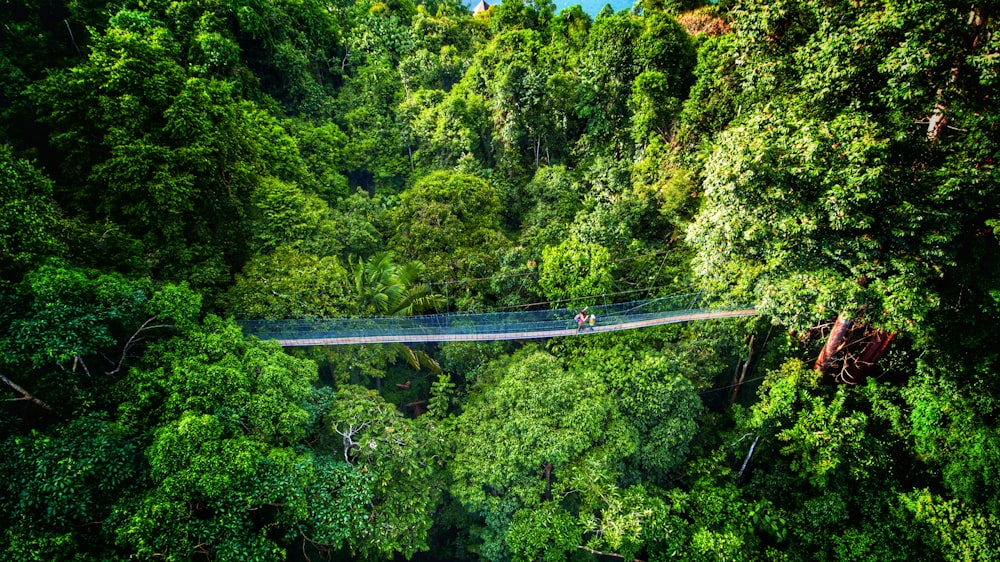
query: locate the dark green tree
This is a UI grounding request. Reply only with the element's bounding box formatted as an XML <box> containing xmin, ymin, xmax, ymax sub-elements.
<box><xmin>0</xmin><ymin>414</ymin><xmax>145</xmax><ymax>560</ymax></box>
<box><xmin>0</xmin><ymin>146</ymin><xmax>58</xmax><ymax>280</ymax></box>
<box><xmin>112</xmin><ymin>316</ymin><xmax>316</xmax><ymax>561</ymax></box>
<box><xmin>30</xmin><ymin>14</ymin><xmax>312</xmax><ymax>287</ymax></box>
<box><xmin>387</xmin><ymin>170</ymin><xmax>511</xmax><ymax>302</ymax></box>
<box><xmin>449</xmin><ymin>348</ymin><xmax>634</xmax><ymax>560</ymax></box>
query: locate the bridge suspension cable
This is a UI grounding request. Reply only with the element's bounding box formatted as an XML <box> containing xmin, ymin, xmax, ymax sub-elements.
<box><xmin>241</xmin><ymin>294</ymin><xmax>756</xmax><ymax>347</ymax></box>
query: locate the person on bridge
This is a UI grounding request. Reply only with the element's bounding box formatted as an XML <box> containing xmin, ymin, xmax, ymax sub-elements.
<box><xmin>575</xmin><ymin>307</ymin><xmax>588</xmax><ymax>331</ymax></box>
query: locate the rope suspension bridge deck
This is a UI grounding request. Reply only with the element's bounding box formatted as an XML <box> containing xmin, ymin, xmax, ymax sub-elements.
<box><xmin>241</xmin><ymin>294</ymin><xmax>756</xmax><ymax>347</ymax></box>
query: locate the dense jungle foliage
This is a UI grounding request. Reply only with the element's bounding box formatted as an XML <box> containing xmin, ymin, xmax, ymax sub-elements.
<box><xmin>2</xmin><ymin>0</ymin><xmax>1000</xmax><ymax>560</ymax></box>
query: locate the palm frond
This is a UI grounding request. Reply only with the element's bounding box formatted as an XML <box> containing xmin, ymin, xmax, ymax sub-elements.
<box><xmin>399</xmin><ymin>345</ymin><xmax>421</xmax><ymax>371</ymax></box>
<box><xmin>414</xmin><ymin>349</ymin><xmax>442</xmax><ymax>374</ymax></box>
<box><xmin>402</xmin><ymin>284</ymin><xmax>445</xmax><ymax>315</ymax></box>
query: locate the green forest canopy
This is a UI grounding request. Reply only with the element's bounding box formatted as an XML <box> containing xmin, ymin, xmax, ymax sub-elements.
<box><xmin>2</xmin><ymin>0</ymin><xmax>999</xmax><ymax>560</ymax></box>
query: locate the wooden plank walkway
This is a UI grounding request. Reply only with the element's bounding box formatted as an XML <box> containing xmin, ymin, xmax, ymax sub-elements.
<box><xmin>273</xmin><ymin>308</ymin><xmax>757</xmax><ymax>347</ymax></box>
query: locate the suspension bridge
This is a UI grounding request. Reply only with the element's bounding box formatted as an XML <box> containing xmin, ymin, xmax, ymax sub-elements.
<box><xmin>240</xmin><ymin>294</ymin><xmax>756</xmax><ymax>347</ymax></box>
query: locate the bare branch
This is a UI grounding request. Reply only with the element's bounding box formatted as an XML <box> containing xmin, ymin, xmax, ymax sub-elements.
<box><xmin>75</xmin><ymin>355</ymin><xmax>93</xmax><ymax>379</ymax></box>
<box><xmin>1</xmin><ymin>375</ymin><xmax>53</xmax><ymax>412</ymax></box>
<box><xmin>738</xmin><ymin>435</ymin><xmax>760</xmax><ymax>482</ymax></box>
<box><xmin>576</xmin><ymin>545</ymin><xmax>646</xmax><ymax>562</ymax></box>
<box><xmin>106</xmin><ymin>315</ymin><xmax>172</xmax><ymax>376</ymax></box>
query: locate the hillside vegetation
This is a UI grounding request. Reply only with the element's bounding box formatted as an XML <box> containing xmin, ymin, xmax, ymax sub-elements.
<box><xmin>2</xmin><ymin>0</ymin><xmax>999</xmax><ymax>560</ymax></box>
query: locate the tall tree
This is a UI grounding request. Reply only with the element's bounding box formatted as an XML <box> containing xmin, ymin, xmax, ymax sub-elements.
<box><xmin>387</xmin><ymin>170</ymin><xmax>510</xmax><ymax>301</ymax></box>
<box><xmin>1</xmin><ymin>263</ymin><xmax>199</xmax><ymax>418</ymax></box>
<box><xmin>29</xmin><ymin>12</ymin><xmax>309</xmax><ymax>286</ymax></box>
<box><xmin>306</xmin><ymin>384</ymin><xmax>443</xmax><ymax>559</ymax></box>
<box><xmin>0</xmin><ymin>413</ymin><xmax>145</xmax><ymax>560</ymax></box>
<box><xmin>577</xmin><ymin>11</ymin><xmax>641</xmax><ymax>159</ymax></box>
<box><xmin>112</xmin><ymin>316</ymin><xmax>317</xmax><ymax>561</ymax></box>
<box><xmin>449</xmin><ymin>348</ymin><xmax>634</xmax><ymax>560</ymax></box>
<box><xmin>687</xmin><ymin>0</ymin><xmax>1000</xmax><ymax>377</ymax></box>
<box><xmin>0</xmin><ymin>146</ymin><xmax>58</xmax><ymax>280</ymax></box>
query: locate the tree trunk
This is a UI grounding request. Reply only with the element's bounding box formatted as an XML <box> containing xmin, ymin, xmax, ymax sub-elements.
<box><xmin>842</xmin><ymin>330</ymin><xmax>895</xmax><ymax>383</ymax></box>
<box><xmin>814</xmin><ymin>315</ymin><xmax>852</xmax><ymax>373</ymax></box>
<box><xmin>927</xmin><ymin>5</ymin><xmax>991</xmax><ymax>141</ymax></box>
<box><xmin>729</xmin><ymin>334</ymin><xmax>754</xmax><ymax>405</ymax></box>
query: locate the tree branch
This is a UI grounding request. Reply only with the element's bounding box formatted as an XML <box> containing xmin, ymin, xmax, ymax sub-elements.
<box><xmin>576</xmin><ymin>545</ymin><xmax>646</xmax><ymax>562</ymax></box>
<box><xmin>75</xmin><ymin>355</ymin><xmax>93</xmax><ymax>379</ymax></box>
<box><xmin>106</xmin><ymin>315</ymin><xmax>171</xmax><ymax>376</ymax></box>
<box><xmin>0</xmin><ymin>375</ymin><xmax>53</xmax><ymax>412</ymax></box>
<box><xmin>738</xmin><ymin>435</ymin><xmax>760</xmax><ymax>482</ymax></box>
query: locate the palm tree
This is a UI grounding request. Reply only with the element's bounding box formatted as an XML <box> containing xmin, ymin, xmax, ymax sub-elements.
<box><xmin>348</xmin><ymin>253</ymin><xmax>445</xmax><ymax>387</ymax></box>
<box><xmin>350</xmin><ymin>252</ymin><xmax>441</xmax><ymax>317</ymax></box>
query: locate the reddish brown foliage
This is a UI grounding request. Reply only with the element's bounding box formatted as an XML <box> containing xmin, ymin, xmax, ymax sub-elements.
<box><xmin>677</xmin><ymin>10</ymin><xmax>732</xmax><ymax>37</ymax></box>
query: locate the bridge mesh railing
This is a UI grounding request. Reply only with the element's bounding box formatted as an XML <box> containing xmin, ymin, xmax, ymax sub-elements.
<box><xmin>240</xmin><ymin>293</ymin><xmax>745</xmax><ymax>342</ymax></box>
